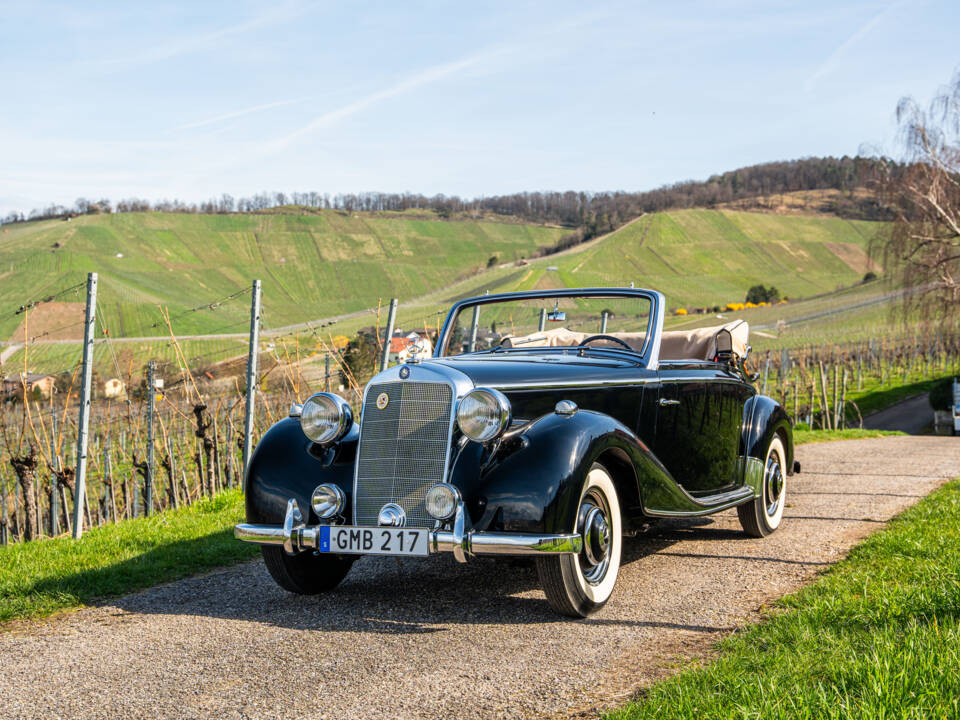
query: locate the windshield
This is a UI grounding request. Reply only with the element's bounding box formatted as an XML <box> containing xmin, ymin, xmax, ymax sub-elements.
<box><xmin>440</xmin><ymin>292</ymin><xmax>654</xmax><ymax>358</ymax></box>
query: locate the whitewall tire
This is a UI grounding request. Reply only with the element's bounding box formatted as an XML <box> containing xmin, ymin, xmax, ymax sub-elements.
<box><xmin>537</xmin><ymin>463</ymin><xmax>622</xmax><ymax>617</ymax></box>
<box><xmin>737</xmin><ymin>435</ymin><xmax>787</xmax><ymax>537</ymax></box>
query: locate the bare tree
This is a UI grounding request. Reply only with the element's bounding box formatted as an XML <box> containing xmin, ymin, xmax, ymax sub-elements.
<box><xmin>876</xmin><ymin>71</ymin><xmax>960</xmax><ymax>327</ymax></box>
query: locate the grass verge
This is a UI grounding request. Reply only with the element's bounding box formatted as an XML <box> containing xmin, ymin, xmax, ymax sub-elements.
<box><xmin>607</xmin><ymin>478</ymin><xmax>960</xmax><ymax>720</ymax></box>
<box><xmin>793</xmin><ymin>428</ymin><xmax>905</xmax><ymax>445</ymax></box>
<box><xmin>0</xmin><ymin>488</ymin><xmax>257</xmax><ymax>624</ymax></box>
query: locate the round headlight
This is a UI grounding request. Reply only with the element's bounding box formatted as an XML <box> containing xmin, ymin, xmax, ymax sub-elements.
<box><xmin>311</xmin><ymin>483</ymin><xmax>345</xmax><ymax>519</ymax></box>
<box><xmin>456</xmin><ymin>387</ymin><xmax>511</xmax><ymax>443</ymax></box>
<box><xmin>425</xmin><ymin>483</ymin><xmax>460</xmax><ymax>520</ymax></box>
<box><xmin>300</xmin><ymin>393</ymin><xmax>353</xmax><ymax>444</ymax></box>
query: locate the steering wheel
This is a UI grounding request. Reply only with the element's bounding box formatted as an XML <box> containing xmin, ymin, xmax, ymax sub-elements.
<box><xmin>580</xmin><ymin>334</ymin><xmax>634</xmax><ymax>351</ymax></box>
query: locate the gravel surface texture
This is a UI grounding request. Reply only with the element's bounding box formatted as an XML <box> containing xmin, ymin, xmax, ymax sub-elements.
<box><xmin>2</xmin><ymin>436</ymin><xmax>958</xmax><ymax>720</ymax></box>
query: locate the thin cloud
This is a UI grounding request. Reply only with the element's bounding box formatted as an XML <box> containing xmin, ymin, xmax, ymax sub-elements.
<box><xmin>173</xmin><ymin>99</ymin><xmax>306</xmax><ymax>132</ymax></box>
<box><xmin>805</xmin><ymin>0</ymin><xmax>907</xmax><ymax>92</ymax></box>
<box><xmin>83</xmin><ymin>1</ymin><xmax>310</xmax><ymax>70</ymax></box>
<box><xmin>260</xmin><ymin>51</ymin><xmax>502</xmax><ymax>156</ymax></box>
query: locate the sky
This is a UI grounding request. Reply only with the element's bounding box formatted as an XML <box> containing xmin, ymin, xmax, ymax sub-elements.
<box><xmin>1</xmin><ymin>0</ymin><xmax>958</xmax><ymax>217</ymax></box>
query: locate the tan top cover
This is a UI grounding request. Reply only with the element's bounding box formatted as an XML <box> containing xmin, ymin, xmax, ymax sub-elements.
<box><xmin>659</xmin><ymin>320</ymin><xmax>749</xmax><ymax>361</ymax></box>
<box><xmin>501</xmin><ymin>320</ymin><xmax>748</xmax><ymax>362</ymax></box>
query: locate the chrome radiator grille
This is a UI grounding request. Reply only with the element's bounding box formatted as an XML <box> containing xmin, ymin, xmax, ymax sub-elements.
<box><xmin>354</xmin><ymin>381</ymin><xmax>454</xmax><ymax>528</ymax></box>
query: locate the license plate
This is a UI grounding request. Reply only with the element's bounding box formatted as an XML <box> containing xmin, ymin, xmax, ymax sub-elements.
<box><xmin>318</xmin><ymin>526</ymin><xmax>429</xmax><ymax>556</ymax></box>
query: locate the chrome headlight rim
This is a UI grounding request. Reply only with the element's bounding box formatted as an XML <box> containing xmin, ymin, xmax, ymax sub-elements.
<box><xmin>456</xmin><ymin>387</ymin><xmax>511</xmax><ymax>444</ymax></box>
<box><xmin>311</xmin><ymin>483</ymin><xmax>346</xmax><ymax>519</ymax></box>
<box><xmin>425</xmin><ymin>482</ymin><xmax>462</xmax><ymax>521</ymax></box>
<box><xmin>300</xmin><ymin>392</ymin><xmax>353</xmax><ymax>445</ymax></box>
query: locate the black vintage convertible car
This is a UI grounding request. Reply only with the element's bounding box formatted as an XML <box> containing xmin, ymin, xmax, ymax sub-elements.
<box><xmin>236</xmin><ymin>288</ymin><xmax>795</xmax><ymax>617</ymax></box>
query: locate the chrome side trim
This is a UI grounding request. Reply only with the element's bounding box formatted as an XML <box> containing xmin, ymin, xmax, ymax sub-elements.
<box><xmin>643</xmin><ymin>486</ymin><xmax>755</xmax><ymax>518</ymax></box>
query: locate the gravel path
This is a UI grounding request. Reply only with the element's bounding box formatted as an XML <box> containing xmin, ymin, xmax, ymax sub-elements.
<box><xmin>2</xmin><ymin>436</ymin><xmax>958</xmax><ymax>720</ymax></box>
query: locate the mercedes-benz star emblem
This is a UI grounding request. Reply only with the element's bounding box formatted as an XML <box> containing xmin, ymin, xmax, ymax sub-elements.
<box><xmin>399</xmin><ymin>366</ymin><xmax>410</xmax><ymax>379</ymax></box>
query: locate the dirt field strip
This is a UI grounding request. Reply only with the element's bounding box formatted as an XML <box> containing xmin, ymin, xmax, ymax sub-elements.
<box><xmin>1</xmin><ymin>436</ymin><xmax>957</xmax><ymax>720</ymax></box>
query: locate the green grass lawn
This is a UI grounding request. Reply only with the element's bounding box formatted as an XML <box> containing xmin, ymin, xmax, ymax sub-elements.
<box><xmin>793</xmin><ymin>427</ymin><xmax>905</xmax><ymax>445</ymax></box>
<box><xmin>0</xmin><ymin>488</ymin><xmax>257</xmax><ymax>624</ymax></box>
<box><xmin>607</xmin><ymin>477</ymin><xmax>960</xmax><ymax>720</ymax></box>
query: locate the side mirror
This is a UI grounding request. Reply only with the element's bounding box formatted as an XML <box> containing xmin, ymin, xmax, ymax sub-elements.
<box><xmin>546</xmin><ymin>300</ymin><xmax>565</xmax><ymax>322</ymax></box>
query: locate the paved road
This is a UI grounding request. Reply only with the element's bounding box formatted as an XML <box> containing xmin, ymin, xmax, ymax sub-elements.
<box><xmin>862</xmin><ymin>393</ymin><xmax>932</xmax><ymax>434</ymax></box>
<box><xmin>2</xmin><ymin>436</ymin><xmax>959</xmax><ymax>720</ymax></box>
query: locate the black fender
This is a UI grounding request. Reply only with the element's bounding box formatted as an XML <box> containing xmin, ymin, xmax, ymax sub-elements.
<box><xmin>244</xmin><ymin>417</ymin><xmax>358</xmax><ymax>525</ymax></box>
<box><xmin>743</xmin><ymin>395</ymin><xmax>794</xmax><ymax>472</ymax></box>
<box><xmin>454</xmin><ymin>409</ymin><xmax>687</xmax><ymax>535</ymax></box>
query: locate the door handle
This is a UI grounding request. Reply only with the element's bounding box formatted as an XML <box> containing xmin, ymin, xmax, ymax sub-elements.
<box><xmin>658</xmin><ymin>398</ymin><xmax>680</xmax><ymax>406</ymax></box>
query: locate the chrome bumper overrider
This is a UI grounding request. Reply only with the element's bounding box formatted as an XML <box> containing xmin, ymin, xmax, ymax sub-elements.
<box><xmin>234</xmin><ymin>498</ymin><xmax>582</xmax><ymax>563</ymax></box>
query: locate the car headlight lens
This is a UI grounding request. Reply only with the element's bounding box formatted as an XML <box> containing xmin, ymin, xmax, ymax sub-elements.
<box><xmin>300</xmin><ymin>393</ymin><xmax>352</xmax><ymax>444</ymax></box>
<box><xmin>456</xmin><ymin>387</ymin><xmax>511</xmax><ymax>443</ymax></box>
<box><xmin>425</xmin><ymin>483</ymin><xmax>460</xmax><ymax>520</ymax></box>
<box><xmin>311</xmin><ymin>483</ymin><xmax>345</xmax><ymax>518</ymax></box>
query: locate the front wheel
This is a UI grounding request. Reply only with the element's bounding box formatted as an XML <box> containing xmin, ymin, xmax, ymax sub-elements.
<box><xmin>737</xmin><ymin>435</ymin><xmax>787</xmax><ymax>537</ymax></box>
<box><xmin>261</xmin><ymin>546</ymin><xmax>355</xmax><ymax>594</ymax></box>
<box><xmin>537</xmin><ymin>463</ymin><xmax>622</xmax><ymax>617</ymax></box>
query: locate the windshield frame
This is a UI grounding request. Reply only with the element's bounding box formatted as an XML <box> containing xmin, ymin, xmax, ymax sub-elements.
<box><xmin>435</xmin><ymin>287</ymin><xmax>665</xmax><ymax>369</ymax></box>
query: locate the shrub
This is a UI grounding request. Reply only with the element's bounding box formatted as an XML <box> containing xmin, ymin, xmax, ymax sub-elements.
<box><xmin>745</xmin><ymin>284</ymin><xmax>780</xmax><ymax>304</ymax></box>
<box><xmin>675</xmin><ymin>308</ymin><xmax>688</xmax><ymax>316</ymax></box>
<box><xmin>929</xmin><ymin>377</ymin><xmax>957</xmax><ymax>411</ymax></box>
<box><xmin>862</xmin><ymin>271</ymin><xmax>878</xmax><ymax>283</ymax></box>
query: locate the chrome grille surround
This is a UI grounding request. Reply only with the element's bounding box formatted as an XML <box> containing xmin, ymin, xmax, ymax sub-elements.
<box><xmin>353</xmin><ymin>362</ymin><xmax>472</xmax><ymax>528</ymax></box>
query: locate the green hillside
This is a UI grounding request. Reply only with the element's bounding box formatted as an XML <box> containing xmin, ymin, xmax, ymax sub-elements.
<box><xmin>0</xmin><ymin>211</ymin><xmax>566</xmax><ymax>340</ymax></box>
<box><xmin>489</xmin><ymin>210</ymin><xmax>881</xmax><ymax>308</ymax></box>
<box><xmin>0</xmin><ymin>206</ymin><xmax>889</xmax><ymax>375</ymax></box>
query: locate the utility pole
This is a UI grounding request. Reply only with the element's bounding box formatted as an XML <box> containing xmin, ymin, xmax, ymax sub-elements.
<box><xmin>72</xmin><ymin>272</ymin><xmax>97</xmax><ymax>539</ymax></box>
<box><xmin>241</xmin><ymin>280</ymin><xmax>262</xmax><ymax>485</ymax></box>
<box><xmin>380</xmin><ymin>298</ymin><xmax>398</xmax><ymax>372</ymax></box>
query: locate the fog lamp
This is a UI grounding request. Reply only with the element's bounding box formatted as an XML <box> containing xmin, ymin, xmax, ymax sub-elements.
<box><xmin>425</xmin><ymin>483</ymin><xmax>461</xmax><ymax>520</ymax></box>
<box><xmin>311</xmin><ymin>483</ymin><xmax>345</xmax><ymax>519</ymax></box>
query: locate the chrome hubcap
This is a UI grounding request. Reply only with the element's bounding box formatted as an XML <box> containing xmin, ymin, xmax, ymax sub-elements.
<box><xmin>764</xmin><ymin>455</ymin><xmax>784</xmax><ymax>517</ymax></box>
<box><xmin>579</xmin><ymin>490</ymin><xmax>612</xmax><ymax>585</ymax></box>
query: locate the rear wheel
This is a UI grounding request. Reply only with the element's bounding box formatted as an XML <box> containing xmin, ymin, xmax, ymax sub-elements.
<box><xmin>737</xmin><ymin>435</ymin><xmax>787</xmax><ymax>538</ymax></box>
<box><xmin>261</xmin><ymin>546</ymin><xmax>355</xmax><ymax>594</ymax></box>
<box><xmin>537</xmin><ymin>463</ymin><xmax>622</xmax><ymax>617</ymax></box>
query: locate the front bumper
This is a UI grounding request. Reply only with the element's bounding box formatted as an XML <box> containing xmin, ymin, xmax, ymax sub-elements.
<box><xmin>235</xmin><ymin>498</ymin><xmax>582</xmax><ymax>563</ymax></box>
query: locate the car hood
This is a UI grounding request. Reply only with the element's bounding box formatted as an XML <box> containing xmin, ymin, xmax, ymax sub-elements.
<box><xmin>428</xmin><ymin>353</ymin><xmax>647</xmax><ymax>389</ymax></box>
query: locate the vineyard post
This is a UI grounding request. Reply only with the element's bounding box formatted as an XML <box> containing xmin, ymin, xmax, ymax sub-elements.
<box><xmin>145</xmin><ymin>361</ymin><xmax>156</xmax><ymax>516</ymax></box>
<box><xmin>380</xmin><ymin>298</ymin><xmax>398</xmax><ymax>372</ymax></box>
<box><xmin>761</xmin><ymin>352</ymin><xmax>770</xmax><ymax>395</ymax></box>
<box><xmin>324</xmin><ymin>354</ymin><xmax>331</xmax><ymax>392</ymax></box>
<box><xmin>241</xmin><ymin>279</ymin><xmax>262</xmax><ymax>485</ymax></box>
<box><xmin>600</xmin><ymin>310</ymin><xmax>609</xmax><ymax>334</ymax></box>
<box><xmin>103</xmin><ymin>444</ymin><xmax>113</xmax><ymax>523</ymax></box>
<box><xmin>49</xmin><ymin>413</ymin><xmax>58</xmax><ymax>535</ymax></box>
<box><xmin>72</xmin><ymin>272</ymin><xmax>97</xmax><ymax>540</ymax></box>
<box><xmin>1</xmin><ymin>465</ymin><xmax>7</xmax><ymax>546</ymax></box>
<box><xmin>538</xmin><ymin>308</ymin><xmax>546</xmax><ymax>332</ymax></box>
